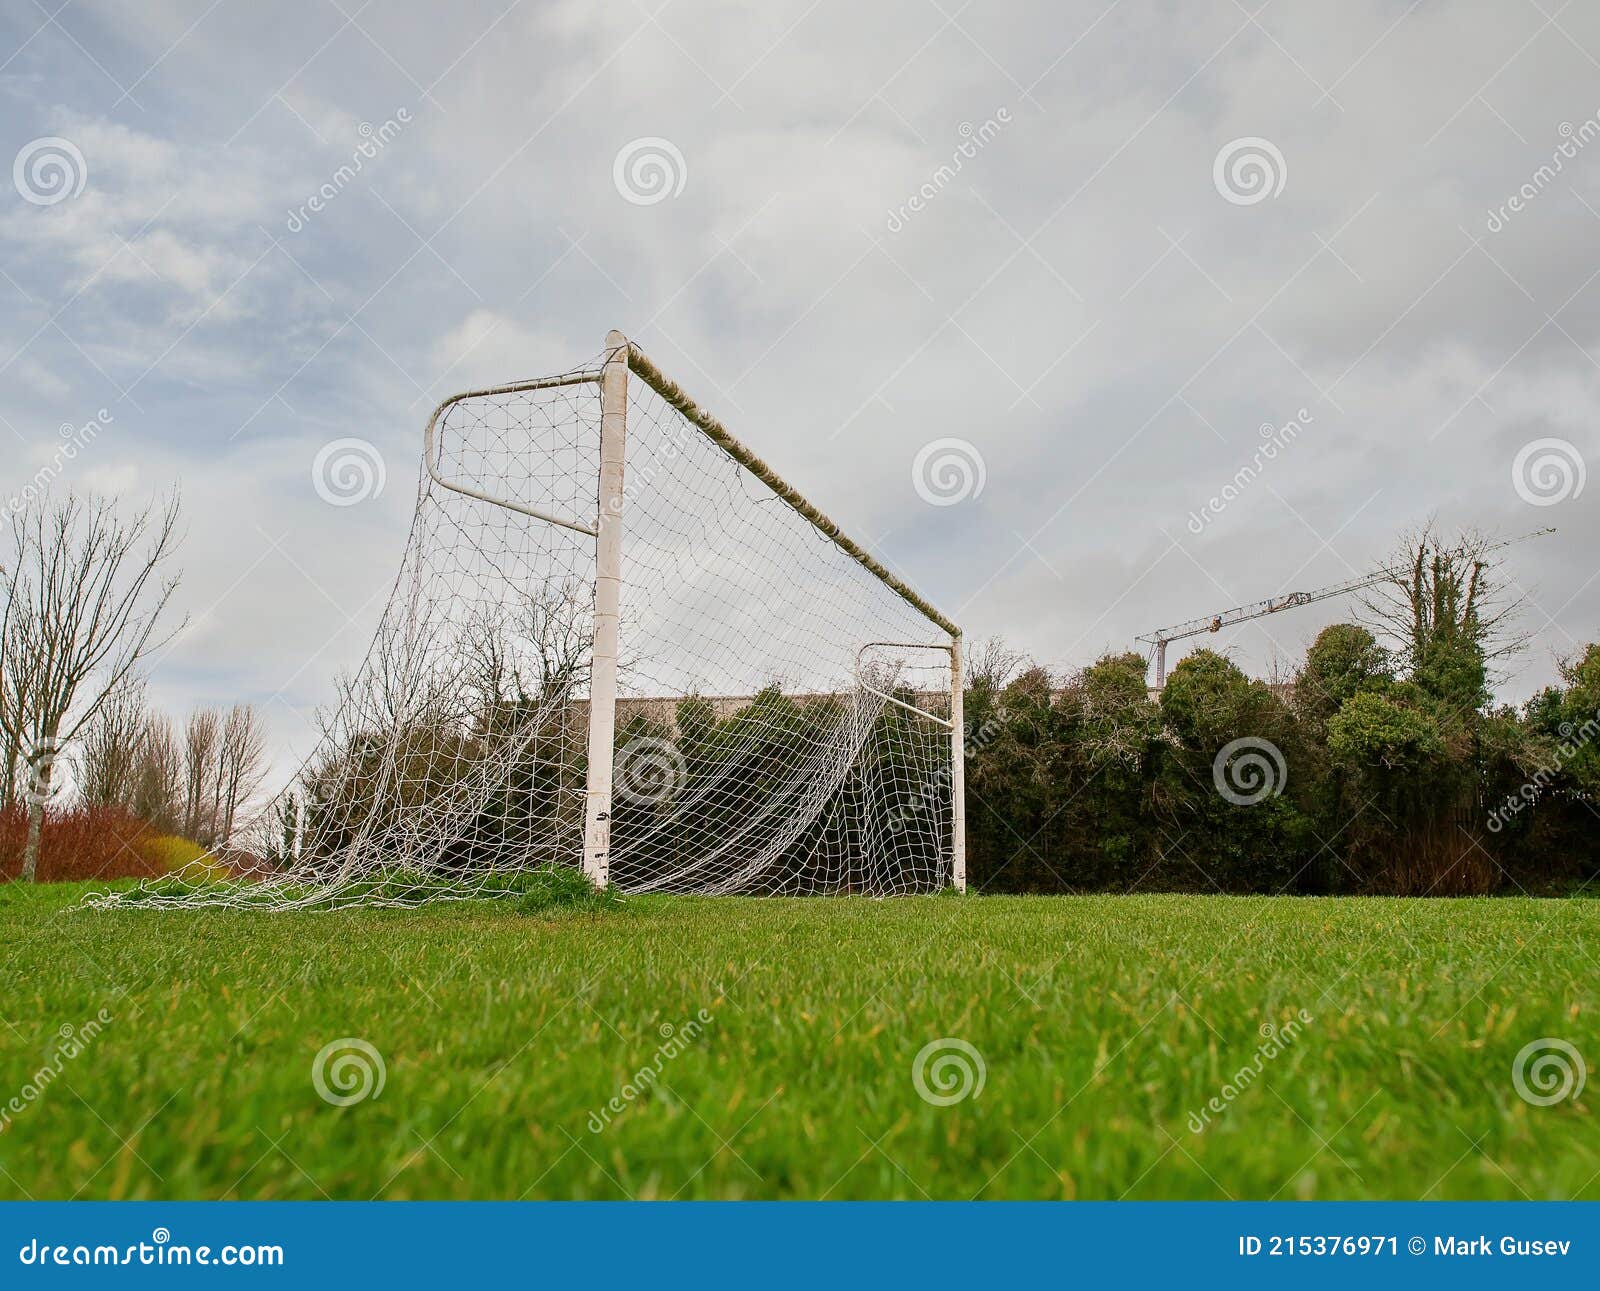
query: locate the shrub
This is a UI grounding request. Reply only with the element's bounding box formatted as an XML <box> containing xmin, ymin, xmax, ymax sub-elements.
<box><xmin>1295</xmin><ymin>624</ymin><xmax>1392</xmax><ymax>726</ymax></box>
<box><xmin>137</xmin><ymin>833</ymin><xmax>217</xmax><ymax>875</ymax></box>
<box><xmin>506</xmin><ymin>864</ymin><xmax>621</xmax><ymax>915</ymax></box>
<box><xmin>1326</xmin><ymin>690</ymin><xmax>1445</xmax><ymax>772</ymax></box>
<box><xmin>0</xmin><ymin>805</ymin><xmax>166</xmax><ymax>882</ymax></box>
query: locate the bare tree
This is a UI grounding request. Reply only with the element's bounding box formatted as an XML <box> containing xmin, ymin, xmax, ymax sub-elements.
<box><xmin>463</xmin><ymin>608</ymin><xmax>519</xmax><ymax>726</ymax></box>
<box><xmin>965</xmin><ymin>636</ymin><xmax>1026</xmax><ymax>692</ymax></box>
<box><xmin>0</xmin><ymin>573</ymin><xmax>23</xmax><ymax>805</ymax></box>
<box><xmin>522</xmin><ymin>578</ymin><xmax>594</xmax><ymax>699</ymax></box>
<box><xmin>461</xmin><ymin>580</ymin><xmax>596</xmax><ymax>739</ymax></box>
<box><xmin>76</xmin><ymin>681</ymin><xmax>152</xmax><ymax>808</ymax></box>
<box><xmin>216</xmin><ymin>704</ymin><xmax>269</xmax><ymax>843</ymax></box>
<box><xmin>181</xmin><ymin>707</ymin><xmax>222</xmax><ymax>844</ymax></box>
<box><xmin>0</xmin><ymin>493</ymin><xmax>183</xmax><ymax>881</ymax></box>
<box><xmin>131</xmin><ymin>711</ymin><xmax>181</xmax><ymax>831</ymax></box>
<box><xmin>1361</xmin><ymin>524</ymin><xmax>1531</xmax><ymax>711</ymax></box>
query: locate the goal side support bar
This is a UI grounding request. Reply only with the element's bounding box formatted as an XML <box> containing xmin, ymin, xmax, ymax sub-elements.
<box><xmin>422</xmin><ymin>373</ymin><xmax>601</xmax><ymax>536</ymax></box>
<box><xmin>854</xmin><ymin>640</ymin><xmax>966</xmax><ymax>892</ymax></box>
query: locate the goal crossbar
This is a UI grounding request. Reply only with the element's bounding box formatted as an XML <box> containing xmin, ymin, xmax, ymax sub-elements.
<box><xmin>620</xmin><ymin>342</ymin><xmax>961</xmax><ymax>639</ymax></box>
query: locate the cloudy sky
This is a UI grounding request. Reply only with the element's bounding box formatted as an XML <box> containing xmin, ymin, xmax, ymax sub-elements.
<box><xmin>3</xmin><ymin>0</ymin><xmax>1597</xmax><ymax>778</ymax></box>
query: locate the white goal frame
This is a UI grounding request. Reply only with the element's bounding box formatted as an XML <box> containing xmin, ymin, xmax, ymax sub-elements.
<box><xmin>418</xmin><ymin>330</ymin><xmax>966</xmax><ymax>892</ymax></box>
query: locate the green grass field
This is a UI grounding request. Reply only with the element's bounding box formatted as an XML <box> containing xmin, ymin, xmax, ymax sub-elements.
<box><xmin>1</xmin><ymin>881</ymin><xmax>1596</xmax><ymax>1200</ymax></box>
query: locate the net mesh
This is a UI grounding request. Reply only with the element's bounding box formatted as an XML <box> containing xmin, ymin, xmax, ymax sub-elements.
<box><xmin>92</xmin><ymin>346</ymin><xmax>956</xmax><ymax>908</ymax></box>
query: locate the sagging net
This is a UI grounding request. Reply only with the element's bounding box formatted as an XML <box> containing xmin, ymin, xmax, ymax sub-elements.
<box><xmin>93</xmin><ymin>346</ymin><xmax>956</xmax><ymax>909</ymax></box>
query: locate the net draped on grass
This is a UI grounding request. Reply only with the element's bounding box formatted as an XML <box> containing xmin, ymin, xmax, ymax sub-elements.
<box><xmin>90</xmin><ymin>343</ymin><xmax>957</xmax><ymax>910</ymax></box>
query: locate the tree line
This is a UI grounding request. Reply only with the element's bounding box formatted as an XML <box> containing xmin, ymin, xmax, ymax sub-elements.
<box><xmin>962</xmin><ymin>530</ymin><xmax>1599</xmax><ymax>895</ymax></box>
<box><xmin>72</xmin><ymin>683</ymin><xmax>269</xmax><ymax>849</ymax></box>
<box><xmin>1</xmin><ymin>491</ymin><xmax>267</xmax><ymax>878</ymax></box>
<box><xmin>2</xmin><ymin>486</ymin><xmax>1594</xmax><ymax>897</ymax></box>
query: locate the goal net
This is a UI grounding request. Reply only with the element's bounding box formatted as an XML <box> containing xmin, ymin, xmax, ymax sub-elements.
<box><xmin>94</xmin><ymin>334</ymin><xmax>962</xmax><ymax>909</ymax></box>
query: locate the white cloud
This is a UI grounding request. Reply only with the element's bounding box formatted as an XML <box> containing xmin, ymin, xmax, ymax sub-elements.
<box><xmin>3</xmin><ymin>0</ymin><xmax>1599</xmax><ymax>790</ymax></box>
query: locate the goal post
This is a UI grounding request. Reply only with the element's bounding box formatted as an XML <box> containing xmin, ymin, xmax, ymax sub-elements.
<box><xmin>93</xmin><ymin>331</ymin><xmax>965</xmax><ymax>909</ymax></box>
<box><xmin>581</xmin><ymin>331</ymin><xmax>629</xmax><ymax>888</ymax></box>
<box><xmin>950</xmin><ymin>631</ymin><xmax>965</xmax><ymax>892</ymax></box>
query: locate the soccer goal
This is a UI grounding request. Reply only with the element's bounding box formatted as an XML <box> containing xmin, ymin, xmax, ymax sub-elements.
<box><xmin>97</xmin><ymin>332</ymin><xmax>963</xmax><ymax>908</ymax></box>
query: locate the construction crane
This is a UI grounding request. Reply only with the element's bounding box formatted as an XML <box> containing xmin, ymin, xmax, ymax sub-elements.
<box><xmin>1137</xmin><ymin>528</ymin><xmax>1554</xmax><ymax>688</ymax></box>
